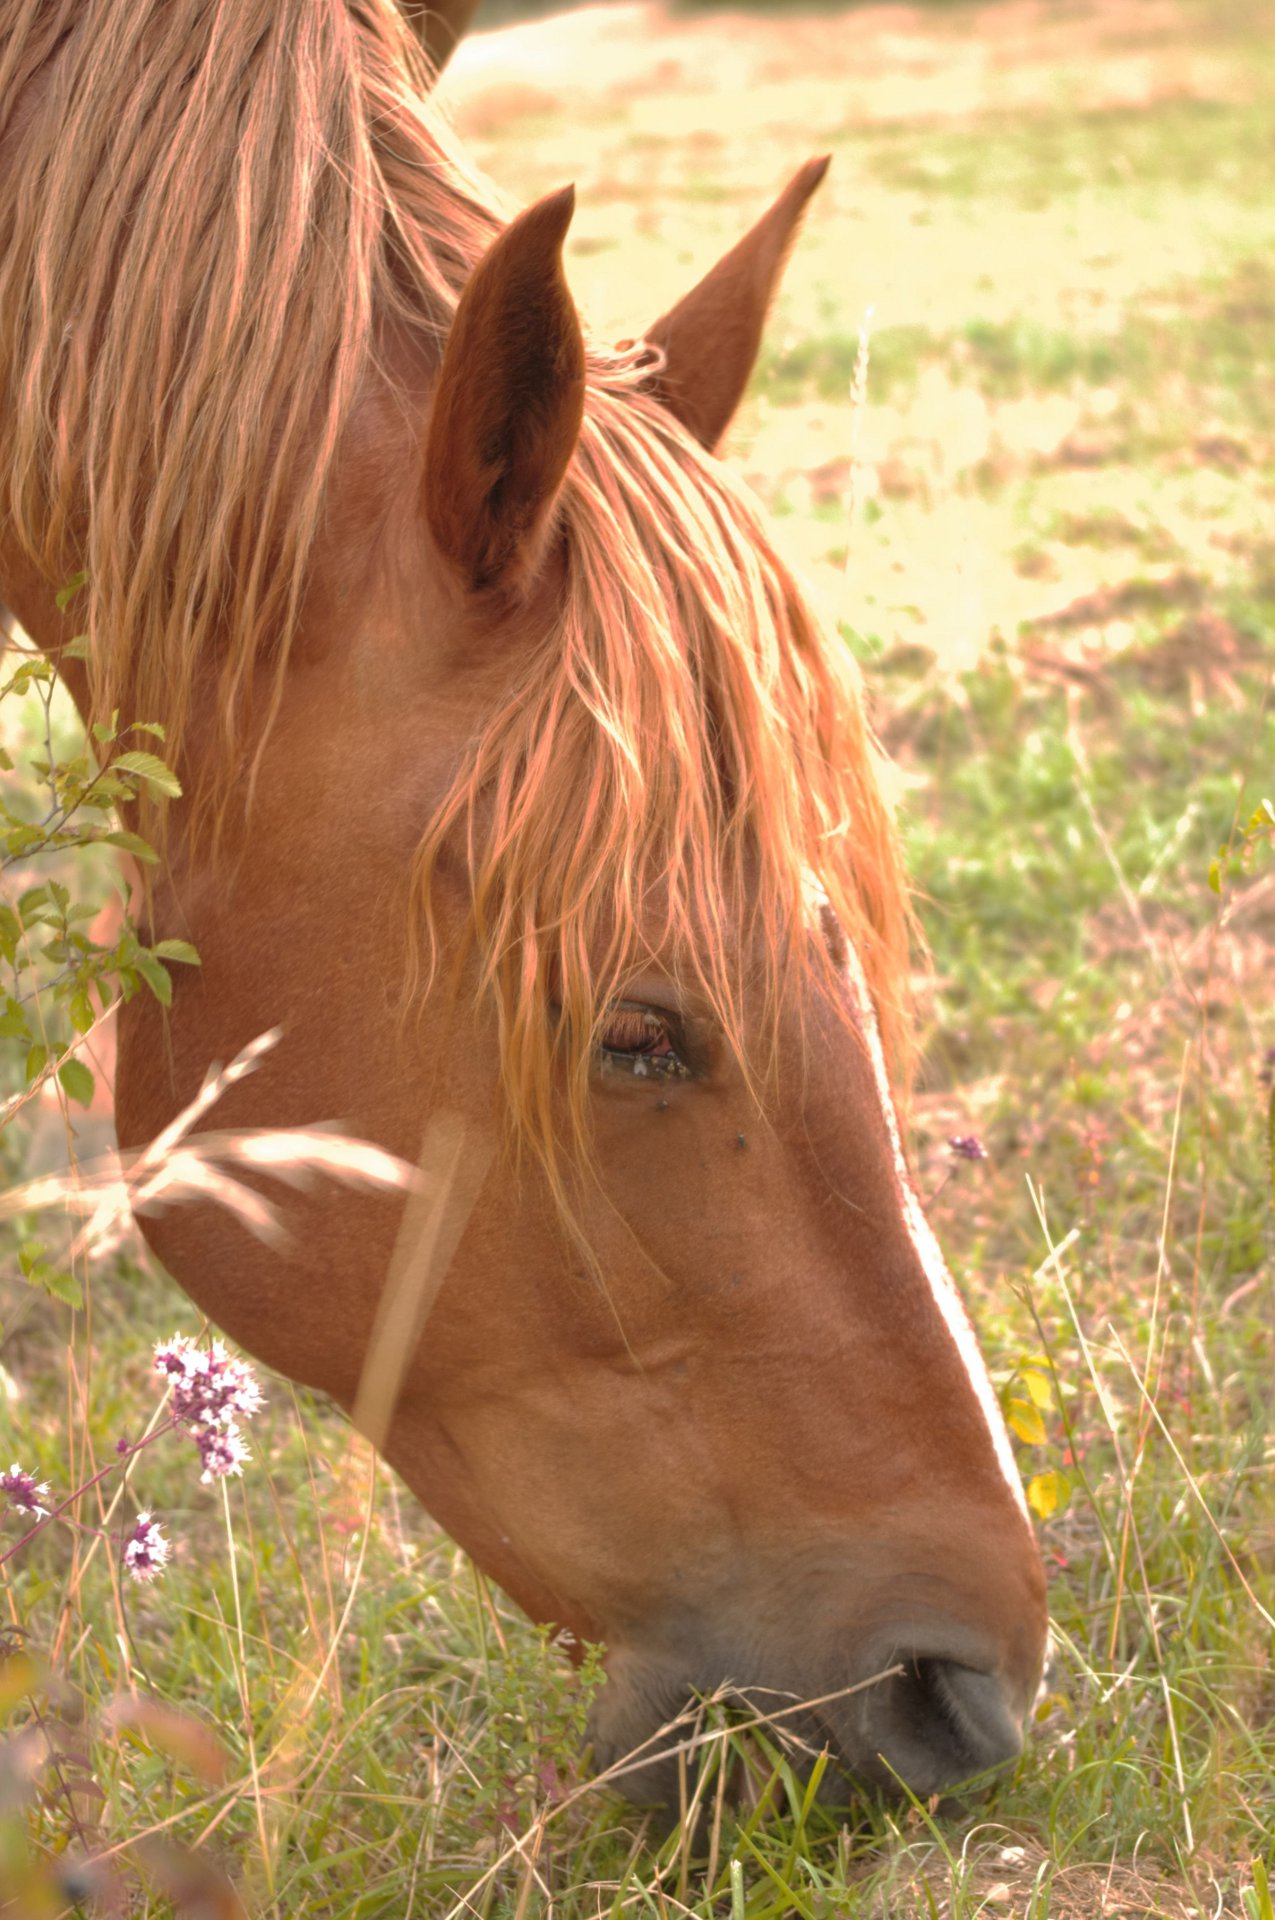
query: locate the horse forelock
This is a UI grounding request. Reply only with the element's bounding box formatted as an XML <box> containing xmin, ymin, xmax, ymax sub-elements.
<box><xmin>411</xmin><ymin>375</ymin><xmax>917</xmax><ymax>1200</ymax></box>
<box><xmin>0</xmin><ymin>0</ymin><xmax>914</xmax><ymax>1191</ymax></box>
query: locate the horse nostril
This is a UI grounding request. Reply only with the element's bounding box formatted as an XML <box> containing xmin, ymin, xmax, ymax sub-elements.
<box><xmin>863</xmin><ymin>1657</ymin><xmax>1025</xmax><ymax>1795</ymax></box>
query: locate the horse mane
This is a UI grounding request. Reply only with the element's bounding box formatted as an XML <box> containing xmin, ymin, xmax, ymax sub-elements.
<box><xmin>0</xmin><ymin>0</ymin><xmax>914</xmax><ymax>1181</ymax></box>
<box><xmin>0</xmin><ymin>0</ymin><xmax>497</xmax><ymax>765</ymax></box>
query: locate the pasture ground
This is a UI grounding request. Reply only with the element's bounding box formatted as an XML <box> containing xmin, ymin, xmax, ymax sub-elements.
<box><xmin>2</xmin><ymin>0</ymin><xmax>1274</xmax><ymax>1912</ymax></box>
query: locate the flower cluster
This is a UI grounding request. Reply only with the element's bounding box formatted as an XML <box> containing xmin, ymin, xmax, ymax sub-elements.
<box><xmin>948</xmin><ymin>1134</ymin><xmax>988</xmax><ymax>1162</ymax></box>
<box><xmin>154</xmin><ymin>1336</ymin><xmax>263</xmax><ymax>1484</ymax></box>
<box><xmin>1</xmin><ymin>1462</ymin><xmax>49</xmax><ymax>1516</ymax></box>
<box><xmin>123</xmin><ymin>1511</ymin><xmax>170</xmax><ymax>1584</ymax></box>
<box><xmin>1</xmin><ymin>1338</ymin><xmax>262</xmax><ymax>1591</ymax></box>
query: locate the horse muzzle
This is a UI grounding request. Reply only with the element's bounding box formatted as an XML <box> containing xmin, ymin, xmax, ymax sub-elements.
<box><xmin>820</xmin><ymin>1650</ymin><xmax>1030</xmax><ymax>1798</ymax></box>
<box><xmin>588</xmin><ymin>1630</ymin><xmax>1037</xmax><ymax>1809</ymax></box>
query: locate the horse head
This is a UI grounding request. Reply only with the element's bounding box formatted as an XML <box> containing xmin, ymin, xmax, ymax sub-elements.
<box><xmin>0</xmin><ymin>0</ymin><xmax>1047</xmax><ymax>1805</ymax></box>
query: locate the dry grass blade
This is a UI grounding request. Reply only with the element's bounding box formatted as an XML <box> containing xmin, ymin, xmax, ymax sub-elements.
<box><xmin>1107</xmin><ymin>1324</ymin><xmax>1275</xmax><ymax>1637</ymax></box>
<box><xmin>351</xmin><ymin>1111</ymin><xmax>492</xmax><ymax>1454</ymax></box>
<box><xmin>0</xmin><ymin>1029</ymin><xmax>419</xmax><ymax>1260</ymax></box>
<box><xmin>133</xmin><ymin>1029</ymin><xmax>281</xmax><ymax>1168</ymax></box>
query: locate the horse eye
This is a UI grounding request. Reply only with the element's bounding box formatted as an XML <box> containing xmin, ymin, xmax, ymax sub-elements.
<box><xmin>597</xmin><ymin>1004</ymin><xmax>690</xmax><ymax>1079</ymax></box>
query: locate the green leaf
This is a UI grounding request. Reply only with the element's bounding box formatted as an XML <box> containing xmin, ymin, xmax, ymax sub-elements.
<box><xmin>151</xmin><ymin>939</ymin><xmax>200</xmax><ymax>966</ymax></box>
<box><xmin>134</xmin><ymin>954</ymin><xmax>173</xmax><ymax>1006</ymax></box>
<box><xmin>4</xmin><ymin>657</ymin><xmax>51</xmax><ymax>693</ymax></box>
<box><xmin>129</xmin><ymin>720</ymin><xmax>167</xmax><ymax>741</ymax></box>
<box><xmin>61</xmin><ymin>633</ymin><xmax>91</xmax><ymax>662</ymax></box>
<box><xmin>55</xmin><ymin>570</ymin><xmax>88</xmax><ymax>612</ymax></box>
<box><xmin>6</xmin><ymin>823</ymin><xmax>45</xmax><ymax>859</ymax></box>
<box><xmin>17</xmin><ymin>1243</ymin><xmax>83</xmax><ymax>1309</ymax></box>
<box><xmin>0</xmin><ymin>1000</ymin><xmax>29</xmax><ymax>1041</ymax></box>
<box><xmin>103</xmin><ymin>827</ymin><xmax>160</xmax><ymax>864</ymax></box>
<box><xmin>40</xmin><ymin>1266</ymin><xmax>84</xmax><ymax>1311</ymax></box>
<box><xmin>1206</xmin><ymin>855</ymin><xmax>1222</xmax><ymax>894</ymax></box>
<box><xmin>1006</xmin><ymin>1398</ymin><xmax>1047</xmax><ymax>1446</ymax></box>
<box><xmin>17</xmin><ymin>884</ymin><xmax>50</xmax><ymax>919</ymax></box>
<box><xmin>57</xmin><ymin>1058</ymin><xmax>96</xmax><ymax>1107</ymax></box>
<box><xmin>87</xmin><ymin>774</ymin><xmax>130</xmax><ymax>805</ymax></box>
<box><xmin>68</xmin><ymin>989</ymin><xmax>95</xmax><ymax>1035</ymax></box>
<box><xmin>24</xmin><ymin>1043</ymin><xmax>49</xmax><ymax>1085</ymax></box>
<box><xmin>111</xmin><ymin>751</ymin><xmax>182</xmax><ymax>798</ymax></box>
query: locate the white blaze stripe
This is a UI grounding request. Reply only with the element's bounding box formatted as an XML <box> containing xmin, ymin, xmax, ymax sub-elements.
<box><xmin>842</xmin><ymin>941</ymin><xmax>1029</xmax><ymax>1515</ymax></box>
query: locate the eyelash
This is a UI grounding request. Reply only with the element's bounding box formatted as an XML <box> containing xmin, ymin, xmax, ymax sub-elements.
<box><xmin>596</xmin><ymin>1003</ymin><xmax>691</xmax><ymax>1080</ymax></box>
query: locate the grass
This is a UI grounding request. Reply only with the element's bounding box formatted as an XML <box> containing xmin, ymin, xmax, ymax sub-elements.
<box><xmin>3</xmin><ymin>0</ymin><xmax>1275</xmax><ymax>1912</ymax></box>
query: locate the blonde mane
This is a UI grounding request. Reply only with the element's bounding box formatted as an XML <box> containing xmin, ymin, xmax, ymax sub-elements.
<box><xmin>0</xmin><ymin>0</ymin><xmax>914</xmax><ymax>1175</ymax></box>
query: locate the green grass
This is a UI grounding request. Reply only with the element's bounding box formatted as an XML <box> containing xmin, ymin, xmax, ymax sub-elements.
<box><xmin>862</xmin><ymin>99</ymin><xmax>1275</xmax><ymax>207</ymax></box>
<box><xmin>4</xmin><ymin>0</ymin><xmax>1275</xmax><ymax>1912</ymax></box>
<box><xmin>760</xmin><ymin>256</ymin><xmax>1275</xmax><ymax>417</ymax></box>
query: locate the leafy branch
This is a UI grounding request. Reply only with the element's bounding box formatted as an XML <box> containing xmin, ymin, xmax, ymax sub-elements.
<box><xmin>1</xmin><ymin>640</ymin><xmax>197</xmax><ymax>1104</ymax></box>
<box><xmin>1</xmin><ymin>614</ymin><xmax>198</xmax><ymax>1309</ymax></box>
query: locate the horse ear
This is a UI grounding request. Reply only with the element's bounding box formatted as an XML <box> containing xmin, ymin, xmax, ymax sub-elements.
<box><xmin>423</xmin><ymin>186</ymin><xmax>585</xmax><ymax>596</ymax></box>
<box><xmin>642</xmin><ymin>157</ymin><xmax>830</xmax><ymax>452</ymax></box>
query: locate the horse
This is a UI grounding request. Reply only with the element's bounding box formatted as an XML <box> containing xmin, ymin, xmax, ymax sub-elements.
<box><xmin>402</xmin><ymin>0</ymin><xmax>481</xmax><ymax>71</ymax></box>
<box><xmin>0</xmin><ymin>0</ymin><xmax>1047</xmax><ymax>1803</ymax></box>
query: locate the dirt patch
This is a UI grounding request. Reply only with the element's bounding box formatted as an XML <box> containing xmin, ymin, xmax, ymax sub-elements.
<box><xmin>863</xmin><ymin>1835</ymin><xmax>1224</xmax><ymax>1918</ymax></box>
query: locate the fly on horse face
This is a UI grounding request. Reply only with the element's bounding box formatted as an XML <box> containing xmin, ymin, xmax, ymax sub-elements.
<box><xmin>0</xmin><ymin>0</ymin><xmax>1046</xmax><ymax>1803</ymax></box>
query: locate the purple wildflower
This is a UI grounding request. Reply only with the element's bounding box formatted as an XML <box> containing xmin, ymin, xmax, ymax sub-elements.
<box><xmin>154</xmin><ymin>1334</ymin><xmax>261</xmax><ymax>1485</ymax></box>
<box><xmin>1</xmin><ymin>1463</ymin><xmax>50</xmax><ymax>1516</ymax></box>
<box><xmin>123</xmin><ymin>1511</ymin><xmax>170</xmax><ymax>1584</ymax></box>
<box><xmin>154</xmin><ymin>1336</ymin><xmax>264</xmax><ymax>1427</ymax></box>
<box><xmin>948</xmin><ymin>1134</ymin><xmax>988</xmax><ymax>1162</ymax></box>
<box><xmin>194</xmin><ymin>1424</ymin><xmax>251</xmax><ymax>1485</ymax></box>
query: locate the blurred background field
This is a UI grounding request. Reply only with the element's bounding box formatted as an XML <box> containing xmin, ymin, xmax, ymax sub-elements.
<box><xmin>2</xmin><ymin>0</ymin><xmax>1273</xmax><ymax>1913</ymax></box>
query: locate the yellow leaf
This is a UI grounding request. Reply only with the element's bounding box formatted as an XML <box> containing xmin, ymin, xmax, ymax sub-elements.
<box><xmin>1022</xmin><ymin>1368</ymin><xmax>1054</xmax><ymax>1410</ymax></box>
<box><xmin>1027</xmin><ymin>1469</ymin><xmax>1070</xmax><ymax>1519</ymax></box>
<box><xmin>1007</xmin><ymin>1399</ymin><xmax>1047</xmax><ymax>1445</ymax></box>
<box><xmin>0</xmin><ymin>1651</ymin><xmax>40</xmax><ymax>1721</ymax></box>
